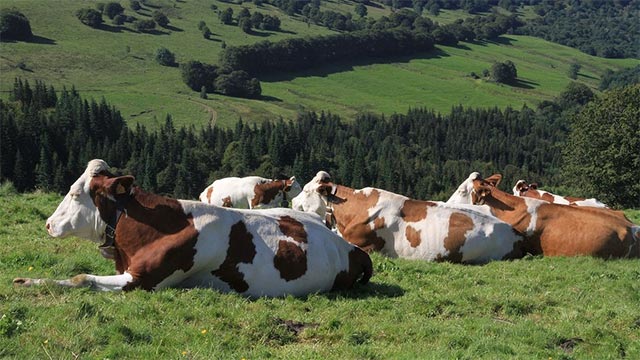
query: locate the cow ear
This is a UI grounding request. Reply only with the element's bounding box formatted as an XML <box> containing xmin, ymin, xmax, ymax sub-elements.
<box><xmin>485</xmin><ymin>174</ymin><xmax>502</xmax><ymax>187</ymax></box>
<box><xmin>104</xmin><ymin>176</ymin><xmax>135</xmax><ymax>197</ymax></box>
<box><xmin>530</xmin><ymin>183</ymin><xmax>538</xmax><ymax>190</ymax></box>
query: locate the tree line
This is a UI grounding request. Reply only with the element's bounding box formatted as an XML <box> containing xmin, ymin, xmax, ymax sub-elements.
<box><xmin>1</xmin><ymin>77</ymin><xmax>579</xmax><ymax>203</ymax></box>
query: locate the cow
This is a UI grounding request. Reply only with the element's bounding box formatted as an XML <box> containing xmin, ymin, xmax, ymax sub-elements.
<box><xmin>513</xmin><ymin>179</ymin><xmax>608</xmax><ymax>208</ymax></box>
<box><xmin>291</xmin><ymin>176</ymin><xmax>524</xmax><ymax>263</ymax></box>
<box><xmin>447</xmin><ymin>172</ymin><xmax>640</xmax><ymax>258</ymax></box>
<box><xmin>13</xmin><ymin>160</ymin><xmax>372</xmax><ymax>297</ymax></box>
<box><xmin>199</xmin><ymin>175</ymin><xmax>302</xmax><ymax>209</ymax></box>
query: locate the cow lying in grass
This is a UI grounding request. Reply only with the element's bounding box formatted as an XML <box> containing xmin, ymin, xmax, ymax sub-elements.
<box><xmin>512</xmin><ymin>180</ymin><xmax>608</xmax><ymax>208</ymax></box>
<box><xmin>292</xmin><ymin>176</ymin><xmax>524</xmax><ymax>263</ymax></box>
<box><xmin>13</xmin><ymin>160</ymin><xmax>372</xmax><ymax>297</ymax></box>
<box><xmin>199</xmin><ymin>175</ymin><xmax>301</xmax><ymax>209</ymax></box>
<box><xmin>448</xmin><ymin>172</ymin><xmax>640</xmax><ymax>258</ymax></box>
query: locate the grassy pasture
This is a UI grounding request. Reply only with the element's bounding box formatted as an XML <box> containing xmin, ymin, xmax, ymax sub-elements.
<box><xmin>1</xmin><ymin>187</ymin><xmax>639</xmax><ymax>359</ymax></box>
<box><xmin>1</xmin><ymin>1</ymin><xmax>638</xmax><ymax>129</ymax></box>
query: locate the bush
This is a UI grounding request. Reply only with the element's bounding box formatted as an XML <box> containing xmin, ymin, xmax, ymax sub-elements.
<box><xmin>490</xmin><ymin>60</ymin><xmax>517</xmax><ymax>84</ymax></box>
<box><xmin>152</xmin><ymin>11</ymin><xmax>169</xmax><ymax>28</ymax></box>
<box><xmin>130</xmin><ymin>0</ymin><xmax>142</xmax><ymax>11</ymax></box>
<box><xmin>197</xmin><ymin>20</ymin><xmax>206</xmax><ymax>31</ymax></box>
<box><xmin>133</xmin><ymin>19</ymin><xmax>155</xmax><ymax>32</ymax></box>
<box><xmin>214</xmin><ymin>70</ymin><xmax>261</xmax><ymax>98</ymax></box>
<box><xmin>76</xmin><ymin>8</ymin><xmax>104</xmax><ymax>28</ymax></box>
<box><xmin>202</xmin><ymin>26</ymin><xmax>211</xmax><ymax>39</ymax></box>
<box><xmin>103</xmin><ymin>2</ymin><xmax>125</xmax><ymax>19</ymax></box>
<box><xmin>181</xmin><ymin>61</ymin><xmax>220</xmax><ymax>92</ymax></box>
<box><xmin>155</xmin><ymin>47</ymin><xmax>176</xmax><ymax>66</ymax></box>
<box><xmin>0</xmin><ymin>8</ymin><xmax>33</xmax><ymax>41</ymax></box>
<box><xmin>113</xmin><ymin>14</ymin><xmax>126</xmax><ymax>25</ymax></box>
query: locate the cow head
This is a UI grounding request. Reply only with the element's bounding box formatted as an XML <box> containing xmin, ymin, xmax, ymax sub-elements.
<box><xmin>292</xmin><ymin>182</ymin><xmax>335</xmax><ymax>218</ymax></box>
<box><xmin>46</xmin><ymin>159</ymin><xmax>134</xmax><ymax>244</ymax></box>
<box><xmin>512</xmin><ymin>179</ymin><xmax>529</xmax><ymax>196</ymax></box>
<box><xmin>283</xmin><ymin>176</ymin><xmax>302</xmax><ymax>198</ymax></box>
<box><xmin>448</xmin><ymin>172</ymin><xmax>502</xmax><ymax>205</ymax></box>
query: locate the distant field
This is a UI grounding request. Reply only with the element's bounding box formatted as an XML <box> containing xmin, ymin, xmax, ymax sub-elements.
<box><xmin>1</xmin><ymin>0</ymin><xmax>638</xmax><ymax>129</ymax></box>
<box><xmin>1</xmin><ymin>189</ymin><xmax>639</xmax><ymax>358</ymax></box>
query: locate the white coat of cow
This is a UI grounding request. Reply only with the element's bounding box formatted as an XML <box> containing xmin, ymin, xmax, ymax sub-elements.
<box><xmin>13</xmin><ymin>160</ymin><xmax>372</xmax><ymax>297</ymax></box>
<box><xmin>292</xmin><ymin>176</ymin><xmax>524</xmax><ymax>263</ymax></box>
<box><xmin>199</xmin><ymin>176</ymin><xmax>301</xmax><ymax>209</ymax></box>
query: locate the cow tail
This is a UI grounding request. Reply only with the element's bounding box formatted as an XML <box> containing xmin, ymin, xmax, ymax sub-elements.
<box><xmin>355</xmin><ymin>247</ymin><xmax>373</xmax><ymax>285</ymax></box>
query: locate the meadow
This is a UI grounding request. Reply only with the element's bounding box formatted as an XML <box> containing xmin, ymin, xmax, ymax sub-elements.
<box><xmin>1</xmin><ymin>0</ymin><xmax>638</xmax><ymax>129</ymax></box>
<box><xmin>1</xmin><ymin>185</ymin><xmax>639</xmax><ymax>359</ymax></box>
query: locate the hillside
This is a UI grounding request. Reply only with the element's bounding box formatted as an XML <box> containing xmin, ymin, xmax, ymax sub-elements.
<box><xmin>0</xmin><ymin>0</ymin><xmax>638</xmax><ymax>129</ymax></box>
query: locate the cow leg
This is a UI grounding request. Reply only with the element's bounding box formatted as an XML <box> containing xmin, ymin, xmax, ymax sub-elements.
<box><xmin>13</xmin><ymin>272</ymin><xmax>134</xmax><ymax>292</ymax></box>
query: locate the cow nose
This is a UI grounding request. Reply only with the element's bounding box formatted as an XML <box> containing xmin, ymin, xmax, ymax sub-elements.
<box><xmin>46</xmin><ymin>223</ymin><xmax>50</xmax><ymax>230</ymax></box>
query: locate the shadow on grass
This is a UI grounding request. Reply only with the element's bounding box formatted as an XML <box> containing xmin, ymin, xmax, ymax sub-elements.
<box><xmin>98</xmin><ymin>24</ymin><xmax>138</xmax><ymax>33</ymax></box>
<box><xmin>471</xmin><ymin>36</ymin><xmax>517</xmax><ymax>47</ymax></box>
<box><xmin>30</xmin><ymin>35</ymin><xmax>56</xmax><ymax>45</ymax></box>
<box><xmin>511</xmin><ymin>78</ymin><xmax>538</xmax><ymax>89</ymax></box>
<box><xmin>319</xmin><ymin>281</ymin><xmax>405</xmax><ymax>300</ymax></box>
<box><xmin>1</xmin><ymin>35</ymin><xmax>56</xmax><ymax>45</ymax></box>
<box><xmin>162</xmin><ymin>24</ymin><xmax>183</xmax><ymax>32</ymax></box>
<box><xmin>260</xmin><ymin>95</ymin><xmax>283</xmax><ymax>102</ymax></box>
<box><xmin>260</xmin><ymin>48</ymin><xmax>450</xmax><ymax>83</ymax></box>
<box><xmin>579</xmin><ymin>73</ymin><xmax>598</xmax><ymax>80</ymax></box>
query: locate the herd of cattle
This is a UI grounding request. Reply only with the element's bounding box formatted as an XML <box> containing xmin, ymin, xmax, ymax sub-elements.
<box><xmin>13</xmin><ymin>159</ymin><xmax>640</xmax><ymax>297</ymax></box>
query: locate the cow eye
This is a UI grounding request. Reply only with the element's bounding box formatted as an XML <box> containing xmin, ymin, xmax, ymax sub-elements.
<box><xmin>70</xmin><ymin>193</ymin><xmax>80</xmax><ymax>200</ymax></box>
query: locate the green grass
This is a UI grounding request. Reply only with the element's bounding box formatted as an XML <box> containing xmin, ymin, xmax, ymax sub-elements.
<box><xmin>2</xmin><ymin>190</ymin><xmax>640</xmax><ymax>358</ymax></box>
<box><xmin>1</xmin><ymin>1</ymin><xmax>638</xmax><ymax>129</ymax></box>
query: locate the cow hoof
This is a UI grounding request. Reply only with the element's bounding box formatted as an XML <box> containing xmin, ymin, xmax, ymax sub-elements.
<box><xmin>13</xmin><ymin>278</ymin><xmax>32</xmax><ymax>287</ymax></box>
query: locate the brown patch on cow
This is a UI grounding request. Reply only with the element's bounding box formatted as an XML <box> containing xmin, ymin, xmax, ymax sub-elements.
<box><xmin>211</xmin><ymin>221</ymin><xmax>256</xmax><ymax>293</ymax></box>
<box><xmin>400</xmin><ymin>200</ymin><xmax>434</xmax><ymax>222</ymax></box>
<box><xmin>251</xmin><ymin>180</ymin><xmax>285</xmax><ymax>208</ymax></box>
<box><xmin>539</xmin><ymin>191</ymin><xmax>555</xmax><ymax>203</ymax></box>
<box><xmin>221</xmin><ymin>196</ymin><xmax>233</xmax><ymax>207</ymax></box>
<box><xmin>274</xmin><ymin>216</ymin><xmax>308</xmax><ymax>281</ymax></box>
<box><xmin>206</xmin><ymin>187</ymin><xmax>214</xmax><ymax>203</ymax></box>
<box><xmin>331</xmin><ymin>247</ymin><xmax>373</xmax><ymax>291</ymax></box>
<box><xmin>437</xmin><ymin>212</ymin><xmax>475</xmax><ymax>263</ymax></box>
<box><xmin>278</xmin><ymin>216</ymin><xmax>308</xmax><ymax>244</ymax></box>
<box><xmin>405</xmin><ymin>225</ymin><xmax>422</xmax><ymax>248</ymax></box>
<box><xmin>332</xmin><ymin>187</ymin><xmax>386</xmax><ymax>251</ymax></box>
<box><xmin>90</xmin><ymin>176</ymin><xmax>200</xmax><ymax>290</ymax></box>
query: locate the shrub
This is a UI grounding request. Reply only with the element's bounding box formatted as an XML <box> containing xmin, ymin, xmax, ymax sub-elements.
<box><xmin>113</xmin><ymin>14</ymin><xmax>126</xmax><ymax>25</ymax></box>
<box><xmin>152</xmin><ymin>11</ymin><xmax>169</xmax><ymax>28</ymax></box>
<box><xmin>214</xmin><ymin>70</ymin><xmax>261</xmax><ymax>98</ymax></box>
<box><xmin>76</xmin><ymin>8</ymin><xmax>104</xmax><ymax>28</ymax></box>
<box><xmin>197</xmin><ymin>20</ymin><xmax>206</xmax><ymax>31</ymax></box>
<box><xmin>181</xmin><ymin>60</ymin><xmax>220</xmax><ymax>92</ymax></box>
<box><xmin>130</xmin><ymin>0</ymin><xmax>141</xmax><ymax>11</ymax></box>
<box><xmin>490</xmin><ymin>60</ymin><xmax>517</xmax><ymax>84</ymax></box>
<box><xmin>133</xmin><ymin>19</ymin><xmax>155</xmax><ymax>32</ymax></box>
<box><xmin>155</xmin><ymin>47</ymin><xmax>176</xmax><ymax>66</ymax></box>
<box><xmin>0</xmin><ymin>8</ymin><xmax>33</xmax><ymax>41</ymax></box>
<box><xmin>103</xmin><ymin>2</ymin><xmax>125</xmax><ymax>19</ymax></box>
<box><xmin>202</xmin><ymin>26</ymin><xmax>211</xmax><ymax>39</ymax></box>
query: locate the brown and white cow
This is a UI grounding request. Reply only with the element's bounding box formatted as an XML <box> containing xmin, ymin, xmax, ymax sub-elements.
<box><xmin>13</xmin><ymin>160</ymin><xmax>372</xmax><ymax>297</ymax></box>
<box><xmin>513</xmin><ymin>180</ymin><xmax>608</xmax><ymax>208</ymax></box>
<box><xmin>449</xmin><ymin>172</ymin><xmax>640</xmax><ymax>258</ymax></box>
<box><xmin>199</xmin><ymin>175</ymin><xmax>302</xmax><ymax>209</ymax></box>
<box><xmin>292</xmin><ymin>177</ymin><xmax>524</xmax><ymax>263</ymax></box>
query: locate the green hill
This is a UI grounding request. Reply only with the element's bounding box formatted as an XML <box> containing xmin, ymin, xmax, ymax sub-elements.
<box><xmin>1</xmin><ymin>0</ymin><xmax>637</xmax><ymax>129</ymax></box>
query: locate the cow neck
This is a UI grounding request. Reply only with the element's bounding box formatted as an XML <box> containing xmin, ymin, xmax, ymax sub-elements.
<box><xmin>253</xmin><ymin>180</ymin><xmax>286</xmax><ymax>207</ymax></box>
<box><xmin>326</xmin><ymin>185</ymin><xmax>353</xmax><ymax>230</ymax></box>
<box><xmin>111</xmin><ymin>188</ymin><xmax>193</xmax><ymax>272</ymax></box>
<box><xmin>98</xmin><ymin>196</ymin><xmax>129</xmax><ymax>257</ymax></box>
<box><xmin>484</xmin><ymin>188</ymin><xmax>537</xmax><ymax>234</ymax></box>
